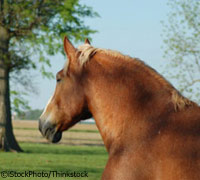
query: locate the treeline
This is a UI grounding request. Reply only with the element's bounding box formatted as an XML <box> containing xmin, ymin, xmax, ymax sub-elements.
<box><xmin>15</xmin><ymin>109</ymin><xmax>43</xmax><ymax>120</ymax></box>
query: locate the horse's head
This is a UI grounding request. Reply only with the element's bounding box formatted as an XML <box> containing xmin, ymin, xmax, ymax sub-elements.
<box><xmin>39</xmin><ymin>37</ymin><xmax>92</xmax><ymax>143</ymax></box>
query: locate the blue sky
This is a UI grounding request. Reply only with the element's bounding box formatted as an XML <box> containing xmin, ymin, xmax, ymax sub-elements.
<box><xmin>27</xmin><ymin>0</ymin><xmax>170</xmax><ymax>109</ymax></box>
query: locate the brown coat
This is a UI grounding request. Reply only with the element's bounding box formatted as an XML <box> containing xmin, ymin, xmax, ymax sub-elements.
<box><xmin>39</xmin><ymin>37</ymin><xmax>200</xmax><ymax>180</ymax></box>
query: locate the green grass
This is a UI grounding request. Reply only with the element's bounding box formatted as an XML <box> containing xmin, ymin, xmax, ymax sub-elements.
<box><xmin>0</xmin><ymin>143</ymin><xmax>108</xmax><ymax>180</ymax></box>
<box><xmin>68</xmin><ymin>129</ymin><xmax>99</xmax><ymax>133</ymax></box>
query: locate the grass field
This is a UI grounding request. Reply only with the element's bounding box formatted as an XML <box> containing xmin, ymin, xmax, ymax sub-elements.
<box><xmin>13</xmin><ymin>120</ymin><xmax>103</xmax><ymax>146</ymax></box>
<box><xmin>0</xmin><ymin>120</ymin><xmax>108</xmax><ymax>180</ymax></box>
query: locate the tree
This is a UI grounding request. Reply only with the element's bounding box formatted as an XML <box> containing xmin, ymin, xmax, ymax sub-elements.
<box><xmin>16</xmin><ymin>109</ymin><xmax>43</xmax><ymax>120</ymax></box>
<box><xmin>0</xmin><ymin>0</ymin><xmax>98</xmax><ymax>152</ymax></box>
<box><xmin>162</xmin><ymin>0</ymin><xmax>200</xmax><ymax>102</ymax></box>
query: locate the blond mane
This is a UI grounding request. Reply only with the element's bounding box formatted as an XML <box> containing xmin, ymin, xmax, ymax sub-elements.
<box><xmin>78</xmin><ymin>44</ymin><xmax>99</xmax><ymax>66</ymax></box>
<box><xmin>75</xmin><ymin>44</ymin><xmax>196</xmax><ymax>111</ymax></box>
<box><xmin>78</xmin><ymin>44</ymin><xmax>133</xmax><ymax>65</ymax></box>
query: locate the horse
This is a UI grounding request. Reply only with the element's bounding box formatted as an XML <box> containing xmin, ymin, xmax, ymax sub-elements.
<box><xmin>39</xmin><ymin>36</ymin><xmax>200</xmax><ymax>180</ymax></box>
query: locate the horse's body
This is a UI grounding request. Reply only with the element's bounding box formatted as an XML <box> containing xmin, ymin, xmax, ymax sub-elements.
<box><xmin>39</xmin><ymin>37</ymin><xmax>200</xmax><ymax>180</ymax></box>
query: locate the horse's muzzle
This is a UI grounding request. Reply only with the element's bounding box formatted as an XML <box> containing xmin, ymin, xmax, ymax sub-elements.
<box><xmin>39</xmin><ymin>120</ymin><xmax>62</xmax><ymax>143</ymax></box>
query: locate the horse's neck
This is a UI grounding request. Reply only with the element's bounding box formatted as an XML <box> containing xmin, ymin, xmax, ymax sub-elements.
<box><xmin>84</xmin><ymin>54</ymin><xmax>173</xmax><ymax>154</ymax></box>
<box><xmin>87</xmin><ymin>86</ymin><xmax>172</xmax><ymax>154</ymax></box>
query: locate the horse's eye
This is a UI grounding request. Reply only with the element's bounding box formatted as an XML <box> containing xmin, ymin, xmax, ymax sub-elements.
<box><xmin>56</xmin><ymin>79</ymin><xmax>61</xmax><ymax>83</ymax></box>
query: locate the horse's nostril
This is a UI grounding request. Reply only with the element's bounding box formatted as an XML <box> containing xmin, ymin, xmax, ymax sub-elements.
<box><xmin>38</xmin><ymin>120</ymin><xmax>62</xmax><ymax>143</ymax></box>
<box><xmin>52</xmin><ymin>131</ymin><xmax>62</xmax><ymax>143</ymax></box>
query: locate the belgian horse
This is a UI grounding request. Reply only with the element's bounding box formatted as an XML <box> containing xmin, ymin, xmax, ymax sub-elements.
<box><xmin>39</xmin><ymin>37</ymin><xmax>200</xmax><ymax>180</ymax></box>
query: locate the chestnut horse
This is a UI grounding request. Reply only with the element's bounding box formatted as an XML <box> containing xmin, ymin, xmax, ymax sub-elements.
<box><xmin>39</xmin><ymin>37</ymin><xmax>200</xmax><ymax>180</ymax></box>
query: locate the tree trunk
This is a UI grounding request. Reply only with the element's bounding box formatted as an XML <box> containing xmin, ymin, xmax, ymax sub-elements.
<box><xmin>0</xmin><ymin>26</ymin><xmax>22</xmax><ymax>152</ymax></box>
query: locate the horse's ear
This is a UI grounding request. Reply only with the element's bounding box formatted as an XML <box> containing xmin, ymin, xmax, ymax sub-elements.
<box><xmin>63</xmin><ymin>36</ymin><xmax>76</xmax><ymax>60</ymax></box>
<box><xmin>85</xmin><ymin>38</ymin><xmax>91</xmax><ymax>45</ymax></box>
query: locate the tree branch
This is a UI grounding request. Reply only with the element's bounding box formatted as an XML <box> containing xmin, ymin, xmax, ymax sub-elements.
<box><xmin>9</xmin><ymin>17</ymin><xmax>42</xmax><ymax>37</ymax></box>
<box><xmin>184</xmin><ymin>79</ymin><xmax>200</xmax><ymax>89</ymax></box>
<box><xmin>9</xmin><ymin>0</ymin><xmax>45</xmax><ymax>37</ymax></box>
<box><xmin>194</xmin><ymin>53</ymin><xmax>200</xmax><ymax>72</ymax></box>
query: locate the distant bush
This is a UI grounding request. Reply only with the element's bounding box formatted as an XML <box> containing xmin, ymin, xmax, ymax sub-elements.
<box><xmin>16</xmin><ymin>109</ymin><xmax>43</xmax><ymax>120</ymax></box>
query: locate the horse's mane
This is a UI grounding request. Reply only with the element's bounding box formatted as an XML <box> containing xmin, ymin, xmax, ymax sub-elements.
<box><xmin>75</xmin><ymin>44</ymin><xmax>196</xmax><ymax>111</ymax></box>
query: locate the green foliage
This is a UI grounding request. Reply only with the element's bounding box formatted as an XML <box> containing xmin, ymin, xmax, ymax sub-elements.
<box><xmin>11</xmin><ymin>90</ymin><xmax>31</xmax><ymax>116</ymax></box>
<box><xmin>0</xmin><ymin>143</ymin><xmax>107</xmax><ymax>180</ymax></box>
<box><xmin>16</xmin><ymin>109</ymin><xmax>43</xmax><ymax>120</ymax></box>
<box><xmin>2</xmin><ymin>0</ymin><xmax>98</xmax><ymax>72</ymax></box>
<box><xmin>162</xmin><ymin>0</ymin><xmax>200</xmax><ymax>103</ymax></box>
<box><xmin>0</xmin><ymin>0</ymin><xmax>98</xmax><ymax>113</ymax></box>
